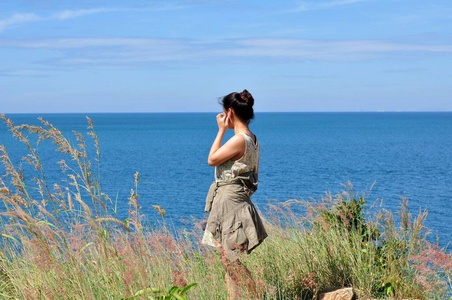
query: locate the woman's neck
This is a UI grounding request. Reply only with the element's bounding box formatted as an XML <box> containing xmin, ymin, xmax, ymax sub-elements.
<box><xmin>234</xmin><ymin>121</ymin><xmax>250</xmax><ymax>135</ymax></box>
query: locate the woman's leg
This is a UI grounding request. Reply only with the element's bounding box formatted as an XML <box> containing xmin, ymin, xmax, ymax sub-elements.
<box><xmin>220</xmin><ymin>249</ymin><xmax>258</xmax><ymax>299</ymax></box>
<box><xmin>228</xmin><ymin>259</ymin><xmax>258</xmax><ymax>298</ymax></box>
<box><xmin>224</xmin><ymin>271</ymin><xmax>239</xmax><ymax>300</ymax></box>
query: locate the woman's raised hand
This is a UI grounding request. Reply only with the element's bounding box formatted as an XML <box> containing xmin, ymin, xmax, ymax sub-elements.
<box><xmin>216</xmin><ymin>113</ymin><xmax>229</xmax><ymax>132</ymax></box>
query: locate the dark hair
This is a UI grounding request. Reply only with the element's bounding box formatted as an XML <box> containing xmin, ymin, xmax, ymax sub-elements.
<box><xmin>219</xmin><ymin>89</ymin><xmax>255</xmax><ymax>124</ymax></box>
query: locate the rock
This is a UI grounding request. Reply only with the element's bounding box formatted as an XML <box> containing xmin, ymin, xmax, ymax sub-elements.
<box><xmin>318</xmin><ymin>287</ymin><xmax>354</xmax><ymax>300</ymax></box>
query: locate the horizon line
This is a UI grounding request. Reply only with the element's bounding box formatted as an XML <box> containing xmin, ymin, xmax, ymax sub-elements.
<box><xmin>1</xmin><ymin>110</ymin><xmax>451</xmax><ymax>114</ymax></box>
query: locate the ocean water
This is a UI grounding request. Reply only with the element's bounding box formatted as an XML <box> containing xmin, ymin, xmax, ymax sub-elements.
<box><xmin>1</xmin><ymin>112</ymin><xmax>451</xmax><ymax>246</ymax></box>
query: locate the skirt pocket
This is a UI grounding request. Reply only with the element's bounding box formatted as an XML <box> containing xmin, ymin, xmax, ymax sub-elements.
<box><xmin>224</xmin><ymin>221</ymin><xmax>248</xmax><ymax>251</ymax></box>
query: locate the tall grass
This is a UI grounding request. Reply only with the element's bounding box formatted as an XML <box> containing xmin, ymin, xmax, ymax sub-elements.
<box><xmin>0</xmin><ymin>114</ymin><xmax>450</xmax><ymax>299</ymax></box>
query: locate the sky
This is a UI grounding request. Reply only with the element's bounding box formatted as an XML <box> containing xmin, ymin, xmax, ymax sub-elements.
<box><xmin>0</xmin><ymin>0</ymin><xmax>451</xmax><ymax>113</ymax></box>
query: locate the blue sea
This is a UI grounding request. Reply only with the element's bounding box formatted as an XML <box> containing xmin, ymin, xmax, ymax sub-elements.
<box><xmin>1</xmin><ymin>112</ymin><xmax>451</xmax><ymax>247</ymax></box>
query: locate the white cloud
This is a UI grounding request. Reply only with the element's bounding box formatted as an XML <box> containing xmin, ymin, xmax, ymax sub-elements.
<box><xmin>0</xmin><ymin>3</ymin><xmax>190</xmax><ymax>32</ymax></box>
<box><xmin>0</xmin><ymin>8</ymin><xmax>116</xmax><ymax>32</ymax></box>
<box><xmin>0</xmin><ymin>38</ymin><xmax>161</xmax><ymax>48</ymax></box>
<box><xmin>0</xmin><ymin>13</ymin><xmax>41</xmax><ymax>32</ymax></box>
<box><xmin>233</xmin><ymin>38</ymin><xmax>452</xmax><ymax>57</ymax></box>
<box><xmin>1</xmin><ymin>37</ymin><xmax>451</xmax><ymax>66</ymax></box>
<box><xmin>290</xmin><ymin>0</ymin><xmax>368</xmax><ymax>12</ymax></box>
<box><xmin>0</xmin><ymin>68</ymin><xmax>52</xmax><ymax>77</ymax></box>
<box><xmin>53</xmin><ymin>8</ymin><xmax>118</xmax><ymax>20</ymax></box>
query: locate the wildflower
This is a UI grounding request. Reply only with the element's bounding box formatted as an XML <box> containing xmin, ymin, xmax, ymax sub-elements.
<box><xmin>172</xmin><ymin>270</ymin><xmax>188</xmax><ymax>287</ymax></box>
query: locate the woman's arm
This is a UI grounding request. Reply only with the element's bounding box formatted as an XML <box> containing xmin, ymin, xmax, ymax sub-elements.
<box><xmin>207</xmin><ymin>113</ymin><xmax>245</xmax><ymax>166</ymax></box>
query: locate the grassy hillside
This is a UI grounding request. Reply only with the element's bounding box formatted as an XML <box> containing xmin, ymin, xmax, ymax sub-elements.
<box><xmin>0</xmin><ymin>114</ymin><xmax>450</xmax><ymax>299</ymax></box>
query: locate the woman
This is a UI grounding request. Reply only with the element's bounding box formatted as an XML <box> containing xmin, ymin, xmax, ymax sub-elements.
<box><xmin>202</xmin><ymin>89</ymin><xmax>267</xmax><ymax>299</ymax></box>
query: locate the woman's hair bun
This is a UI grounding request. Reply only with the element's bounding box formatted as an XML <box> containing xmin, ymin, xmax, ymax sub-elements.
<box><xmin>239</xmin><ymin>89</ymin><xmax>254</xmax><ymax>107</ymax></box>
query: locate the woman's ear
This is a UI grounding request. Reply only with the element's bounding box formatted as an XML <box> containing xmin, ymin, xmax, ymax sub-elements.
<box><xmin>227</xmin><ymin>108</ymin><xmax>234</xmax><ymax>128</ymax></box>
<box><xmin>227</xmin><ymin>108</ymin><xmax>233</xmax><ymax>118</ymax></box>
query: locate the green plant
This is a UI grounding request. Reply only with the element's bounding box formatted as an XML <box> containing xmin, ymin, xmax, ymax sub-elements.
<box><xmin>123</xmin><ymin>283</ymin><xmax>198</xmax><ymax>300</ymax></box>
